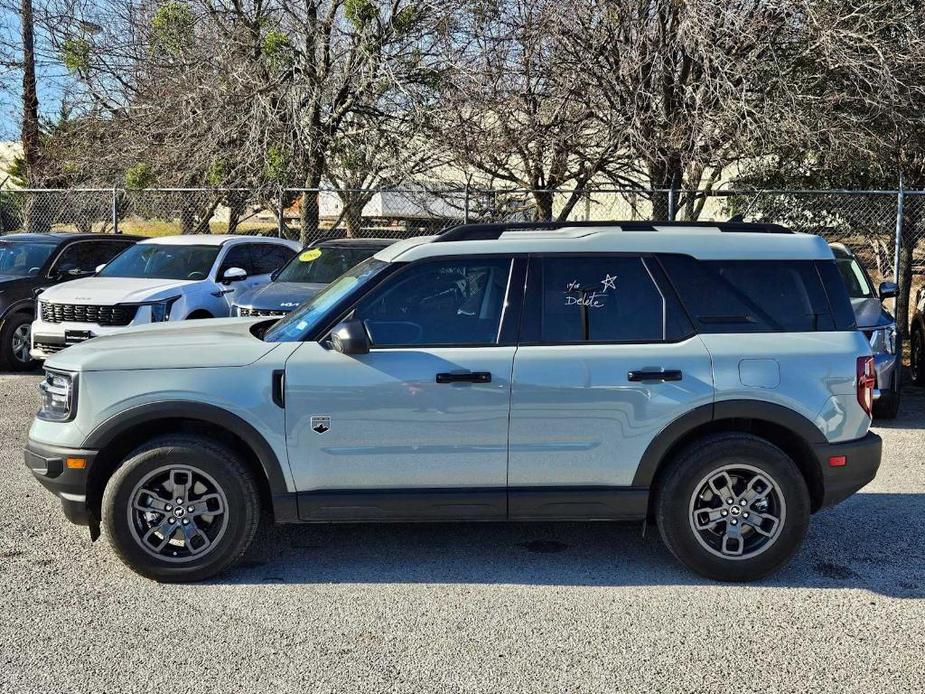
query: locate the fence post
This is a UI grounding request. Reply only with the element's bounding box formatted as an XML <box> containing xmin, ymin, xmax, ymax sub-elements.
<box><xmin>668</xmin><ymin>188</ymin><xmax>677</xmax><ymax>220</ymax></box>
<box><xmin>894</xmin><ymin>175</ymin><xmax>904</xmax><ymax>282</ymax></box>
<box><xmin>112</xmin><ymin>185</ymin><xmax>120</xmax><ymax>234</ymax></box>
<box><xmin>463</xmin><ymin>184</ymin><xmax>470</xmax><ymax>224</ymax></box>
<box><xmin>277</xmin><ymin>189</ymin><xmax>284</xmax><ymax>239</ymax></box>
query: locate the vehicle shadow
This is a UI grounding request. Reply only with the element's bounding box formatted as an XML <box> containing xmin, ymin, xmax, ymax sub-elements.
<box><xmin>225</xmin><ymin>491</ymin><xmax>925</xmax><ymax>597</ymax></box>
<box><xmin>873</xmin><ymin>385</ymin><xmax>925</xmax><ymax>431</ymax></box>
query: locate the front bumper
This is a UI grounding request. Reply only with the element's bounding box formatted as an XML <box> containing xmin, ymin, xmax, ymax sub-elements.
<box><xmin>30</xmin><ymin>312</ymin><xmax>155</xmax><ymax>359</ymax></box>
<box><xmin>24</xmin><ymin>437</ymin><xmax>98</xmax><ymax>525</ymax></box>
<box><xmin>872</xmin><ymin>350</ymin><xmax>899</xmax><ymax>399</ymax></box>
<box><xmin>813</xmin><ymin>431</ymin><xmax>882</xmax><ymax>509</ymax></box>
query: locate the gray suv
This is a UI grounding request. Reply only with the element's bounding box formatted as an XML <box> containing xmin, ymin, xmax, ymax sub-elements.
<box><xmin>23</xmin><ymin>221</ymin><xmax>881</xmax><ymax>583</ymax></box>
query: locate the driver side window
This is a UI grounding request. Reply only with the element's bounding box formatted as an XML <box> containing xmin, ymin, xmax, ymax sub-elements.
<box><xmin>352</xmin><ymin>257</ymin><xmax>512</xmax><ymax>347</ymax></box>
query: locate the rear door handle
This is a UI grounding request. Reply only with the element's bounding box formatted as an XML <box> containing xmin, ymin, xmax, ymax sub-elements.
<box><xmin>436</xmin><ymin>371</ymin><xmax>492</xmax><ymax>384</ymax></box>
<box><xmin>627</xmin><ymin>369</ymin><xmax>683</xmax><ymax>382</ymax></box>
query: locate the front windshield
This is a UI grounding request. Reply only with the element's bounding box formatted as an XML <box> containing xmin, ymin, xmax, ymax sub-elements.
<box><xmin>0</xmin><ymin>240</ymin><xmax>56</xmax><ymax>276</ymax></box>
<box><xmin>264</xmin><ymin>257</ymin><xmax>389</xmax><ymax>342</ymax></box>
<box><xmin>98</xmin><ymin>244</ymin><xmax>221</xmax><ymax>280</ymax></box>
<box><xmin>276</xmin><ymin>246</ymin><xmax>382</xmax><ymax>284</ymax></box>
<box><xmin>836</xmin><ymin>258</ymin><xmax>875</xmax><ymax>298</ymax></box>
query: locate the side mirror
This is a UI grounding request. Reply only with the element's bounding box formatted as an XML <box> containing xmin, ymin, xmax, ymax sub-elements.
<box><xmin>95</xmin><ymin>263</ymin><xmax>106</xmax><ymax>274</ymax></box>
<box><xmin>222</xmin><ymin>267</ymin><xmax>248</xmax><ymax>284</ymax></box>
<box><xmin>879</xmin><ymin>281</ymin><xmax>898</xmax><ymax>300</ymax></box>
<box><xmin>330</xmin><ymin>319</ymin><xmax>370</xmax><ymax>355</ymax></box>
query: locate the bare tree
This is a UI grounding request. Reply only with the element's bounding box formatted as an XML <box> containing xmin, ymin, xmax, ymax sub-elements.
<box><xmin>430</xmin><ymin>0</ymin><xmax>629</xmax><ymax>222</ymax></box>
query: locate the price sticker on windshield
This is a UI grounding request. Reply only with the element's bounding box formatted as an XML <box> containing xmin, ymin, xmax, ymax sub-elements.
<box><xmin>299</xmin><ymin>249</ymin><xmax>322</xmax><ymax>262</ymax></box>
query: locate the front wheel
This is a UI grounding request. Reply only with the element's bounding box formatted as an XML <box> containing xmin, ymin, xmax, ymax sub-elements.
<box><xmin>655</xmin><ymin>433</ymin><xmax>810</xmax><ymax>582</ymax></box>
<box><xmin>102</xmin><ymin>435</ymin><xmax>260</xmax><ymax>582</ymax></box>
<box><xmin>0</xmin><ymin>313</ymin><xmax>38</xmax><ymax>371</ymax></box>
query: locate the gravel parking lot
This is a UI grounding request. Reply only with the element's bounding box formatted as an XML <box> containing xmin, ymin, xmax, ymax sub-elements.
<box><xmin>1</xmin><ymin>372</ymin><xmax>923</xmax><ymax>694</ymax></box>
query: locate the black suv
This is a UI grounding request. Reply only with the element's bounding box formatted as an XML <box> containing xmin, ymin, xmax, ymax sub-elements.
<box><xmin>0</xmin><ymin>232</ymin><xmax>142</xmax><ymax>370</ymax></box>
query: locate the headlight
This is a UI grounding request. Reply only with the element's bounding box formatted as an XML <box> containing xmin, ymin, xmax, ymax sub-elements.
<box><xmin>38</xmin><ymin>369</ymin><xmax>77</xmax><ymax>422</ymax></box>
<box><xmin>869</xmin><ymin>325</ymin><xmax>897</xmax><ymax>355</ymax></box>
<box><xmin>147</xmin><ymin>296</ymin><xmax>181</xmax><ymax>323</ymax></box>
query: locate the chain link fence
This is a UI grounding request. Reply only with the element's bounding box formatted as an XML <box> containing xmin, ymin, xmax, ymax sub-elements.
<box><xmin>2</xmin><ymin>184</ymin><xmax>923</xmax><ymax>324</ymax></box>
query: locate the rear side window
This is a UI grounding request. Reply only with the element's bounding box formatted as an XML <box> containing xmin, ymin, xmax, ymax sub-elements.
<box><xmin>522</xmin><ymin>255</ymin><xmax>683</xmax><ymax>343</ymax></box>
<box><xmin>659</xmin><ymin>255</ymin><xmax>848</xmax><ymax>333</ymax></box>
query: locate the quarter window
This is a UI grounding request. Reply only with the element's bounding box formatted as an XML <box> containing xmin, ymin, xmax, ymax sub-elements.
<box><xmin>352</xmin><ymin>258</ymin><xmax>512</xmax><ymax>347</ymax></box>
<box><xmin>523</xmin><ymin>256</ymin><xmax>668</xmax><ymax>343</ymax></box>
<box><xmin>659</xmin><ymin>256</ymin><xmax>838</xmax><ymax>333</ymax></box>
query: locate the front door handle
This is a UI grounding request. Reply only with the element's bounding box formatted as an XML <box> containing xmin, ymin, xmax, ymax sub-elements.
<box><xmin>627</xmin><ymin>369</ymin><xmax>683</xmax><ymax>382</ymax></box>
<box><xmin>436</xmin><ymin>371</ymin><xmax>492</xmax><ymax>384</ymax></box>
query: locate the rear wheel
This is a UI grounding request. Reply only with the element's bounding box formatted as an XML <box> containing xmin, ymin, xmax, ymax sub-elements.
<box><xmin>655</xmin><ymin>433</ymin><xmax>810</xmax><ymax>582</ymax></box>
<box><xmin>102</xmin><ymin>435</ymin><xmax>260</xmax><ymax>582</ymax></box>
<box><xmin>911</xmin><ymin>329</ymin><xmax>925</xmax><ymax>386</ymax></box>
<box><xmin>0</xmin><ymin>313</ymin><xmax>38</xmax><ymax>371</ymax></box>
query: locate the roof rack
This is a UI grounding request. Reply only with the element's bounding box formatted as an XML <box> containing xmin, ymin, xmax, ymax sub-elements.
<box><xmin>434</xmin><ymin>220</ymin><xmax>792</xmax><ymax>243</ymax></box>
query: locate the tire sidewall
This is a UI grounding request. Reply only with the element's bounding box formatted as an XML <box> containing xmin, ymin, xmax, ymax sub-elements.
<box><xmin>657</xmin><ymin>436</ymin><xmax>810</xmax><ymax>582</ymax></box>
<box><xmin>1</xmin><ymin>313</ymin><xmax>37</xmax><ymax>371</ymax></box>
<box><xmin>103</xmin><ymin>440</ymin><xmax>258</xmax><ymax>582</ymax></box>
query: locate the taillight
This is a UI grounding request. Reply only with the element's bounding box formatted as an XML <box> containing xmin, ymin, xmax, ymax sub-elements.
<box><xmin>857</xmin><ymin>356</ymin><xmax>875</xmax><ymax>418</ymax></box>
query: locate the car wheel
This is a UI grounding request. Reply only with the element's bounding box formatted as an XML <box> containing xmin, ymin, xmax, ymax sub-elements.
<box><xmin>102</xmin><ymin>435</ymin><xmax>260</xmax><ymax>582</ymax></box>
<box><xmin>911</xmin><ymin>330</ymin><xmax>925</xmax><ymax>386</ymax></box>
<box><xmin>655</xmin><ymin>433</ymin><xmax>810</xmax><ymax>582</ymax></box>
<box><xmin>0</xmin><ymin>313</ymin><xmax>38</xmax><ymax>371</ymax></box>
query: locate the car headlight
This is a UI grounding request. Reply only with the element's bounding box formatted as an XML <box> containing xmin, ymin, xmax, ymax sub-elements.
<box><xmin>869</xmin><ymin>324</ymin><xmax>897</xmax><ymax>355</ymax></box>
<box><xmin>38</xmin><ymin>369</ymin><xmax>77</xmax><ymax>422</ymax></box>
<box><xmin>147</xmin><ymin>296</ymin><xmax>181</xmax><ymax>323</ymax></box>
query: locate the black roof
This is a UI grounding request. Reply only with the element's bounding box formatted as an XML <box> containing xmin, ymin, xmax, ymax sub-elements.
<box><xmin>1</xmin><ymin>231</ymin><xmax>145</xmax><ymax>243</ymax></box>
<box><xmin>311</xmin><ymin>237</ymin><xmax>395</xmax><ymax>249</ymax></box>
<box><xmin>435</xmin><ymin>220</ymin><xmax>792</xmax><ymax>243</ymax></box>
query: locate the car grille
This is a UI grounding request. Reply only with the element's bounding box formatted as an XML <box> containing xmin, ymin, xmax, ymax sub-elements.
<box><xmin>33</xmin><ymin>341</ymin><xmax>66</xmax><ymax>355</ymax></box>
<box><xmin>238</xmin><ymin>307</ymin><xmax>287</xmax><ymax>317</ymax></box>
<box><xmin>40</xmin><ymin>301</ymin><xmax>137</xmax><ymax>326</ymax></box>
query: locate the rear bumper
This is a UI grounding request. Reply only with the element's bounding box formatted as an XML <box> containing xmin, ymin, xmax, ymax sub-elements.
<box><xmin>24</xmin><ymin>437</ymin><xmax>97</xmax><ymax>525</ymax></box>
<box><xmin>814</xmin><ymin>431</ymin><xmax>882</xmax><ymax>509</ymax></box>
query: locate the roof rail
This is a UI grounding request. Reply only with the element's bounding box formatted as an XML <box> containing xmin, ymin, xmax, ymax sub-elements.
<box><xmin>434</xmin><ymin>220</ymin><xmax>792</xmax><ymax>243</ymax></box>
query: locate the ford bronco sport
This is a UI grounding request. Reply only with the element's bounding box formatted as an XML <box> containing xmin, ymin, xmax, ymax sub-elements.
<box><xmin>24</xmin><ymin>221</ymin><xmax>882</xmax><ymax>583</ymax></box>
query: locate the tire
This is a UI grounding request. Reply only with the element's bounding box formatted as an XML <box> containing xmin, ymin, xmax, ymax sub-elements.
<box><xmin>655</xmin><ymin>433</ymin><xmax>810</xmax><ymax>582</ymax></box>
<box><xmin>911</xmin><ymin>329</ymin><xmax>925</xmax><ymax>387</ymax></box>
<box><xmin>0</xmin><ymin>313</ymin><xmax>38</xmax><ymax>372</ymax></box>
<box><xmin>873</xmin><ymin>389</ymin><xmax>900</xmax><ymax>420</ymax></box>
<box><xmin>102</xmin><ymin>435</ymin><xmax>260</xmax><ymax>582</ymax></box>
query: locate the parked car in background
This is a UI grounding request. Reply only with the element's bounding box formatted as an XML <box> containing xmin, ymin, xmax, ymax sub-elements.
<box><xmin>233</xmin><ymin>238</ymin><xmax>394</xmax><ymax>317</ymax></box>
<box><xmin>910</xmin><ymin>285</ymin><xmax>925</xmax><ymax>386</ymax></box>
<box><xmin>830</xmin><ymin>243</ymin><xmax>900</xmax><ymax>418</ymax></box>
<box><xmin>0</xmin><ymin>232</ymin><xmax>142</xmax><ymax>371</ymax></box>
<box><xmin>30</xmin><ymin>235</ymin><xmax>299</xmax><ymax>359</ymax></box>
<box><xmin>24</xmin><ymin>221</ymin><xmax>881</xmax><ymax>583</ymax></box>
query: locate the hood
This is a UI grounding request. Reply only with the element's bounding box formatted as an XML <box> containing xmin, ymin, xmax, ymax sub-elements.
<box><xmin>850</xmin><ymin>297</ymin><xmax>894</xmax><ymax>330</ymax></box>
<box><xmin>234</xmin><ymin>281</ymin><xmax>324</xmax><ymax>311</ymax></box>
<box><xmin>45</xmin><ymin>317</ymin><xmax>282</xmax><ymax>372</ymax></box>
<box><xmin>38</xmin><ymin>276</ymin><xmax>198</xmax><ymax>305</ymax></box>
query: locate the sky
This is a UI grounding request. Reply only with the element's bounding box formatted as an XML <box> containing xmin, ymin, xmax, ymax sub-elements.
<box><xmin>0</xmin><ymin>5</ymin><xmax>69</xmax><ymax>142</ymax></box>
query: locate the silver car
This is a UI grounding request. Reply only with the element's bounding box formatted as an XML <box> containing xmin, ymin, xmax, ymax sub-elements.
<box><xmin>830</xmin><ymin>243</ymin><xmax>900</xmax><ymax>419</ymax></box>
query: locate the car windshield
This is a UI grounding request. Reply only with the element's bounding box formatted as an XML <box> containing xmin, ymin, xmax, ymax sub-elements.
<box><xmin>97</xmin><ymin>244</ymin><xmax>221</xmax><ymax>280</ymax></box>
<box><xmin>264</xmin><ymin>257</ymin><xmax>389</xmax><ymax>342</ymax></box>
<box><xmin>836</xmin><ymin>257</ymin><xmax>875</xmax><ymax>298</ymax></box>
<box><xmin>276</xmin><ymin>246</ymin><xmax>383</xmax><ymax>284</ymax></box>
<box><xmin>0</xmin><ymin>240</ymin><xmax>57</xmax><ymax>276</ymax></box>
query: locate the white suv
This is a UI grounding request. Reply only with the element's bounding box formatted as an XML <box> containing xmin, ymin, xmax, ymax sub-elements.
<box><xmin>31</xmin><ymin>235</ymin><xmax>299</xmax><ymax>358</ymax></box>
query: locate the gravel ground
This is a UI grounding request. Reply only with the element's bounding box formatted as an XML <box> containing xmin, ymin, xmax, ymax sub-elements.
<box><xmin>1</xmin><ymin>372</ymin><xmax>923</xmax><ymax>694</ymax></box>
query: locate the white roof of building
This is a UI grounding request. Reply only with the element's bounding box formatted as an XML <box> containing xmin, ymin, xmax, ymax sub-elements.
<box><xmin>374</xmin><ymin>226</ymin><xmax>834</xmax><ymax>263</ymax></box>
